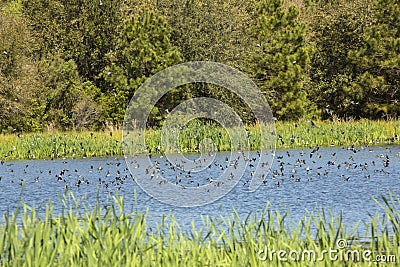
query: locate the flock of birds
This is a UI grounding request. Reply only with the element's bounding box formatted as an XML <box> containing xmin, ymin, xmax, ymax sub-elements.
<box><xmin>268</xmin><ymin>145</ymin><xmax>394</xmax><ymax>187</ymax></box>
<box><xmin>0</xmin><ymin>159</ymin><xmax>133</xmax><ymax>192</ymax></box>
<box><xmin>0</xmin><ymin>140</ymin><xmax>398</xmax><ymax>195</ymax></box>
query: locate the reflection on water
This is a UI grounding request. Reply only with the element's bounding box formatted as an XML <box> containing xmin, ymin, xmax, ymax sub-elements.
<box><xmin>0</xmin><ymin>145</ymin><xmax>399</xmax><ymax>233</ymax></box>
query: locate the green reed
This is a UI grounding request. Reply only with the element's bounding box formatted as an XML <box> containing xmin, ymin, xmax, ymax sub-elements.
<box><xmin>0</xmin><ymin>191</ymin><xmax>399</xmax><ymax>266</ymax></box>
<box><xmin>0</xmin><ymin>119</ymin><xmax>398</xmax><ymax>161</ymax></box>
<box><xmin>276</xmin><ymin>119</ymin><xmax>400</xmax><ymax>149</ymax></box>
<box><xmin>0</xmin><ymin>131</ymin><xmax>123</xmax><ymax>161</ymax></box>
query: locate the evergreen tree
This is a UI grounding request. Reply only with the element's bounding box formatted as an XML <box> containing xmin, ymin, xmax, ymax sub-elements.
<box><xmin>251</xmin><ymin>0</ymin><xmax>315</xmax><ymax>120</ymax></box>
<box><xmin>102</xmin><ymin>8</ymin><xmax>182</xmax><ymax>124</ymax></box>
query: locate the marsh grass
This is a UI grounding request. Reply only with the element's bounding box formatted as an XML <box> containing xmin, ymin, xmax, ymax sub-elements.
<box><xmin>0</xmin><ymin>191</ymin><xmax>399</xmax><ymax>266</ymax></box>
<box><xmin>0</xmin><ymin>119</ymin><xmax>398</xmax><ymax>160</ymax></box>
<box><xmin>0</xmin><ymin>131</ymin><xmax>123</xmax><ymax>161</ymax></box>
<box><xmin>277</xmin><ymin>119</ymin><xmax>400</xmax><ymax>149</ymax></box>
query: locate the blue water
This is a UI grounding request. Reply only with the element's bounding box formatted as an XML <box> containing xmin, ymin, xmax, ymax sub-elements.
<box><xmin>0</xmin><ymin>145</ymin><xmax>399</xmax><ymax>234</ymax></box>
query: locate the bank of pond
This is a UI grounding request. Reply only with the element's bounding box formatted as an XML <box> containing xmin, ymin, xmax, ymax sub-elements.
<box><xmin>0</xmin><ymin>120</ymin><xmax>399</xmax><ymax>265</ymax></box>
<box><xmin>0</xmin><ymin>119</ymin><xmax>398</xmax><ymax>161</ymax></box>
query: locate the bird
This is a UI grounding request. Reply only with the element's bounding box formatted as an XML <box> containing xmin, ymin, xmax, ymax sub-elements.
<box><xmin>310</xmin><ymin>120</ymin><xmax>318</xmax><ymax>128</ymax></box>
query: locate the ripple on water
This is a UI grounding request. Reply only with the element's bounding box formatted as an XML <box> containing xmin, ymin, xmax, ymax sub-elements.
<box><xmin>0</xmin><ymin>146</ymin><xmax>399</xmax><ymax>233</ymax></box>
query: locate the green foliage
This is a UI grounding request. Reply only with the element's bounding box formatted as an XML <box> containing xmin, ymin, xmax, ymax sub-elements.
<box><xmin>0</xmin><ymin>131</ymin><xmax>122</xmax><ymax>160</ymax></box>
<box><xmin>153</xmin><ymin>0</ymin><xmax>257</xmax><ymax>66</ymax></box>
<box><xmin>0</xmin><ymin>192</ymin><xmax>399</xmax><ymax>266</ymax></box>
<box><xmin>348</xmin><ymin>0</ymin><xmax>400</xmax><ymax>118</ymax></box>
<box><xmin>21</xmin><ymin>0</ymin><xmax>122</xmax><ymax>85</ymax></box>
<box><xmin>1</xmin><ymin>0</ymin><xmax>23</xmax><ymax>16</ymax></box>
<box><xmin>251</xmin><ymin>0</ymin><xmax>315</xmax><ymax>121</ymax></box>
<box><xmin>147</xmin><ymin>0</ymin><xmax>260</xmax><ymax>124</ymax></box>
<box><xmin>0</xmin><ymin>119</ymin><xmax>398</xmax><ymax>161</ymax></box>
<box><xmin>307</xmin><ymin>0</ymin><xmax>399</xmax><ymax>119</ymax></box>
<box><xmin>0</xmin><ymin>0</ymin><xmax>399</xmax><ymax>132</ymax></box>
<box><xmin>102</xmin><ymin>8</ymin><xmax>182</xmax><ymax>124</ymax></box>
<box><xmin>36</xmin><ymin>56</ymin><xmax>104</xmax><ymax>130</ymax></box>
<box><xmin>275</xmin><ymin>118</ymin><xmax>399</xmax><ymax>148</ymax></box>
<box><xmin>307</xmin><ymin>0</ymin><xmax>372</xmax><ymax>119</ymax></box>
<box><xmin>0</xmin><ymin>4</ymin><xmax>42</xmax><ymax>132</ymax></box>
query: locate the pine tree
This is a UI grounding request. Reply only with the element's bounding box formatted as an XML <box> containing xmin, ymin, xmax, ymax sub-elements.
<box><xmin>251</xmin><ymin>0</ymin><xmax>314</xmax><ymax>121</ymax></box>
<box><xmin>102</xmin><ymin>8</ymin><xmax>181</xmax><ymax>124</ymax></box>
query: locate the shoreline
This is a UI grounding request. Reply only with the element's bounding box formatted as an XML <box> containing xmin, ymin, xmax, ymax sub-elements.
<box><xmin>1</xmin><ymin>119</ymin><xmax>398</xmax><ymax>161</ymax></box>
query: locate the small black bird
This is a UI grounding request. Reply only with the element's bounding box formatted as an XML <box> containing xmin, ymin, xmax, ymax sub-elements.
<box><xmin>310</xmin><ymin>120</ymin><xmax>318</xmax><ymax>128</ymax></box>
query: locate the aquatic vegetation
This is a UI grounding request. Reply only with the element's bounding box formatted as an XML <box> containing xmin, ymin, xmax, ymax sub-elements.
<box><xmin>0</xmin><ymin>191</ymin><xmax>399</xmax><ymax>266</ymax></box>
<box><xmin>0</xmin><ymin>131</ymin><xmax>123</xmax><ymax>161</ymax></box>
<box><xmin>0</xmin><ymin>119</ymin><xmax>398</xmax><ymax>161</ymax></box>
<box><xmin>276</xmin><ymin>119</ymin><xmax>400</xmax><ymax>149</ymax></box>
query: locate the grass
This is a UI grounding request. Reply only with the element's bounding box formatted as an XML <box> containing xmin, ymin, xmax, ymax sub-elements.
<box><xmin>0</xmin><ymin>191</ymin><xmax>399</xmax><ymax>266</ymax></box>
<box><xmin>0</xmin><ymin>131</ymin><xmax>123</xmax><ymax>161</ymax></box>
<box><xmin>0</xmin><ymin>119</ymin><xmax>398</xmax><ymax>161</ymax></box>
<box><xmin>276</xmin><ymin>119</ymin><xmax>400</xmax><ymax>149</ymax></box>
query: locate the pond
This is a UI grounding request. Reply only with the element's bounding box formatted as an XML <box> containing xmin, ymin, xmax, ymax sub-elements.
<box><xmin>1</xmin><ymin>145</ymin><xmax>399</xmax><ymax>234</ymax></box>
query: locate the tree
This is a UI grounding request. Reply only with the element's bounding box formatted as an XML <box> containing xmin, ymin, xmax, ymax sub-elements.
<box><xmin>306</xmin><ymin>0</ymin><xmax>371</xmax><ymax>119</ymax></box>
<box><xmin>0</xmin><ymin>2</ymin><xmax>44</xmax><ymax>132</ymax></box>
<box><xmin>37</xmin><ymin>56</ymin><xmax>104</xmax><ymax>130</ymax></box>
<box><xmin>348</xmin><ymin>0</ymin><xmax>400</xmax><ymax>118</ymax></box>
<box><xmin>102</xmin><ymin>8</ymin><xmax>182</xmax><ymax>124</ymax></box>
<box><xmin>251</xmin><ymin>0</ymin><xmax>315</xmax><ymax>121</ymax></box>
<box><xmin>132</xmin><ymin>0</ymin><xmax>260</xmax><ymax>125</ymax></box>
<box><xmin>21</xmin><ymin>0</ymin><xmax>122</xmax><ymax>87</ymax></box>
<box><xmin>152</xmin><ymin>0</ymin><xmax>257</xmax><ymax>66</ymax></box>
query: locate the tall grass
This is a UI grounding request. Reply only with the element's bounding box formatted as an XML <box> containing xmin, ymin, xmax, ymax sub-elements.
<box><xmin>0</xmin><ymin>191</ymin><xmax>399</xmax><ymax>266</ymax></box>
<box><xmin>0</xmin><ymin>131</ymin><xmax>123</xmax><ymax>161</ymax></box>
<box><xmin>0</xmin><ymin>119</ymin><xmax>398</xmax><ymax>161</ymax></box>
<box><xmin>276</xmin><ymin>119</ymin><xmax>400</xmax><ymax>149</ymax></box>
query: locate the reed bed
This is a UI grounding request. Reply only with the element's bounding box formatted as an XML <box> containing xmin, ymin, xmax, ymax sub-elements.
<box><xmin>0</xmin><ymin>131</ymin><xmax>123</xmax><ymax>161</ymax></box>
<box><xmin>276</xmin><ymin>119</ymin><xmax>400</xmax><ymax>149</ymax></box>
<box><xmin>0</xmin><ymin>119</ymin><xmax>398</xmax><ymax>161</ymax></box>
<box><xmin>0</xmin><ymin>191</ymin><xmax>399</xmax><ymax>266</ymax></box>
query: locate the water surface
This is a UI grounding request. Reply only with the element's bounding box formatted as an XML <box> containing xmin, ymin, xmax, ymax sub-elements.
<box><xmin>1</xmin><ymin>145</ymin><xmax>399</xmax><ymax>234</ymax></box>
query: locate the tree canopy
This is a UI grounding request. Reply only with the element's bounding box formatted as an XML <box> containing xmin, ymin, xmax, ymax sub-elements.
<box><xmin>0</xmin><ymin>0</ymin><xmax>398</xmax><ymax>132</ymax></box>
